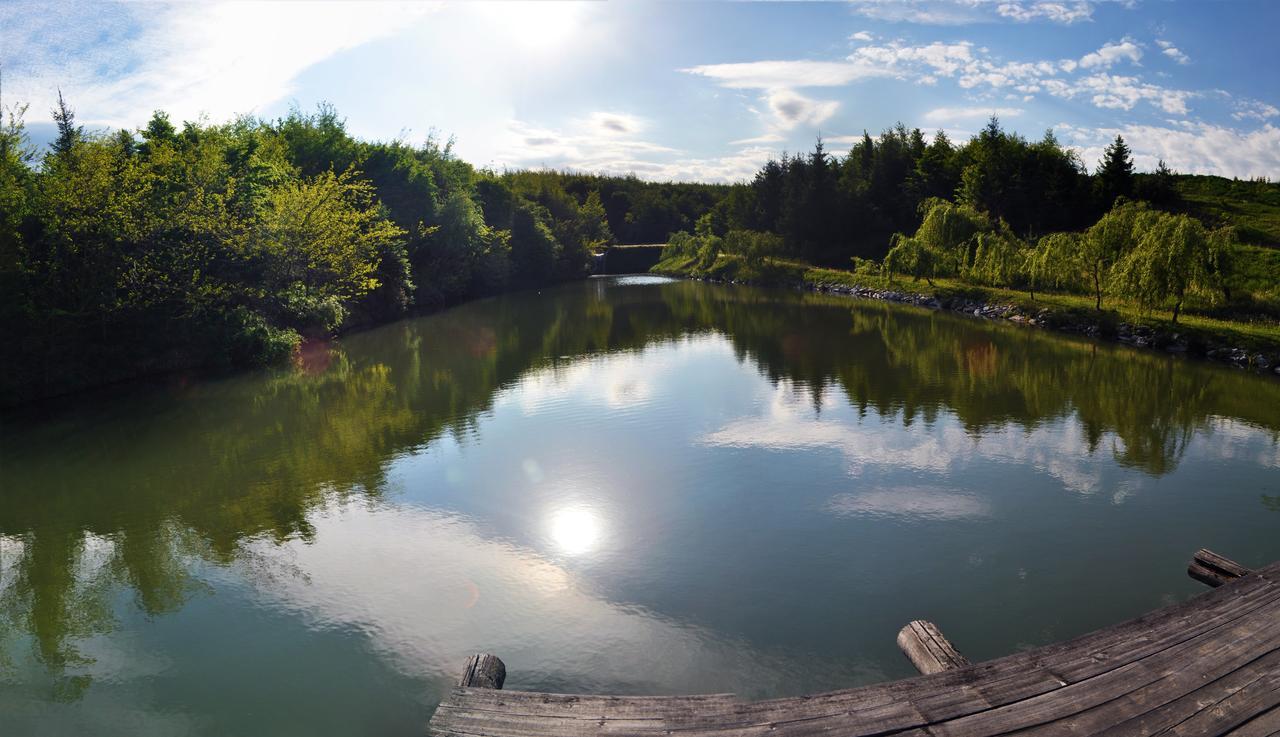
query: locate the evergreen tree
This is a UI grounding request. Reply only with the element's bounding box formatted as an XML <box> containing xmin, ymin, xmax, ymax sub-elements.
<box><xmin>51</xmin><ymin>89</ymin><xmax>82</xmax><ymax>158</ymax></box>
<box><xmin>1095</xmin><ymin>135</ymin><xmax>1135</xmax><ymax>207</ymax></box>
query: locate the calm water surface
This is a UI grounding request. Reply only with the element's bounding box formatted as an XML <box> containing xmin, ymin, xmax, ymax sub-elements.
<box><xmin>3</xmin><ymin>276</ymin><xmax>1279</xmax><ymax>735</ymax></box>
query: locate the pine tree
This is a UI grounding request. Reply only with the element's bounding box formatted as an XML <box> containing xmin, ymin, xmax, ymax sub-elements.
<box><xmin>51</xmin><ymin>89</ymin><xmax>82</xmax><ymax>158</ymax></box>
<box><xmin>1095</xmin><ymin>135</ymin><xmax>1135</xmax><ymax>207</ymax></box>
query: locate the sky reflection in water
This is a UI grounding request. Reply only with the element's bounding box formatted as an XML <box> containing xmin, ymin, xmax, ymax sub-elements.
<box><xmin>2</xmin><ymin>277</ymin><xmax>1278</xmax><ymax>736</ymax></box>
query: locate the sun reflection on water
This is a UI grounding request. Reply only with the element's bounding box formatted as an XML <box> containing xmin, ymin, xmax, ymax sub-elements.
<box><xmin>547</xmin><ymin>506</ymin><xmax>603</xmax><ymax>556</ymax></box>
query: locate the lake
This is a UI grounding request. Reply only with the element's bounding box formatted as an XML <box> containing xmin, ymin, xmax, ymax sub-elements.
<box><xmin>2</xmin><ymin>275</ymin><xmax>1278</xmax><ymax>736</ymax></box>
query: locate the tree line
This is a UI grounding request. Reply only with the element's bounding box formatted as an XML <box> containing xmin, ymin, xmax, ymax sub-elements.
<box><xmin>0</xmin><ymin>97</ymin><xmax>726</xmax><ymax>403</ymax></box>
<box><xmin>664</xmin><ymin>117</ymin><xmax>1260</xmax><ymax>322</ymax></box>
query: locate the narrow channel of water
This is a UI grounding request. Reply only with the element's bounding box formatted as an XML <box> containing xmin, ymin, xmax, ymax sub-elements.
<box><xmin>2</xmin><ymin>275</ymin><xmax>1278</xmax><ymax>736</ymax></box>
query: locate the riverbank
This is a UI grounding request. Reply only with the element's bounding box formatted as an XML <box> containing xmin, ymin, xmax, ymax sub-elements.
<box><xmin>653</xmin><ymin>254</ymin><xmax>1280</xmax><ymax>376</ymax></box>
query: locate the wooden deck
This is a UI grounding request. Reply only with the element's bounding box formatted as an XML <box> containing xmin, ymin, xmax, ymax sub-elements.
<box><xmin>429</xmin><ymin>557</ymin><xmax>1280</xmax><ymax>736</ymax></box>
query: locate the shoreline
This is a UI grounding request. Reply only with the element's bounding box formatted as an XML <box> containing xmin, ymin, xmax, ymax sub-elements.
<box><xmin>657</xmin><ymin>268</ymin><xmax>1280</xmax><ymax>378</ymax></box>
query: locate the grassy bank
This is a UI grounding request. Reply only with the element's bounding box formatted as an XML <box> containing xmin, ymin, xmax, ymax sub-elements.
<box><xmin>653</xmin><ymin>253</ymin><xmax>1280</xmax><ymax>367</ymax></box>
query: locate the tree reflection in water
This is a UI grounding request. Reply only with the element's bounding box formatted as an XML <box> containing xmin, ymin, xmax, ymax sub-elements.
<box><xmin>2</xmin><ymin>277</ymin><xmax>1278</xmax><ymax>698</ymax></box>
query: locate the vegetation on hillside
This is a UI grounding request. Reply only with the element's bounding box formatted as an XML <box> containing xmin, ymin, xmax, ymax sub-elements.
<box><xmin>661</xmin><ymin>117</ymin><xmax>1279</xmax><ymax>328</ymax></box>
<box><xmin>4</xmin><ymin>94</ymin><xmax>1277</xmax><ymax>405</ymax></box>
<box><xmin>0</xmin><ymin>98</ymin><xmax>724</xmax><ymax>403</ymax></box>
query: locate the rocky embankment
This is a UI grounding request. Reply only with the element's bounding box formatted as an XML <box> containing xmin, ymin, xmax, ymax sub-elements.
<box><xmin>692</xmin><ymin>274</ymin><xmax>1280</xmax><ymax>377</ymax></box>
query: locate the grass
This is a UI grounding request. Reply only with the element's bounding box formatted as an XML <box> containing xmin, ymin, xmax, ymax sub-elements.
<box><xmin>1176</xmin><ymin>175</ymin><xmax>1280</xmax><ymax>248</ymax></box>
<box><xmin>655</xmin><ymin>253</ymin><xmax>1280</xmax><ymax>354</ymax></box>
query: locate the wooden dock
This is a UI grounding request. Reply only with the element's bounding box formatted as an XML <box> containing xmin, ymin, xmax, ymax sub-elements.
<box><xmin>429</xmin><ymin>551</ymin><xmax>1280</xmax><ymax>736</ymax></box>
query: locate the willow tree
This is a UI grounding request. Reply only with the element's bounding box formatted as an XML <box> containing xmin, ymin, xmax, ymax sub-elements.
<box><xmin>1026</xmin><ymin>232</ymin><xmax>1081</xmax><ymax>300</ymax></box>
<box><xmin>968</xmin><ymin>222</ymin><xmax>1028</xmax><ymax>288</ymax></box>
<box><xmin>1079</xmin><ymin>200</ymin><xmax>1149</xmax><ymax>310</ymax></box>
<box><xmin>884</xmin><ymin>198</ymin><xmax>986</xmax><ymax>283</ymax></box>
<box><xmin>883</xmin><ymin>233</ymin><xmax>941</xmax><ymax>284</ymax></box>
<box><xmin>1109</xmin><ymin>212</ymin><xmax>1218</xmax><ymax>323</ymax></box>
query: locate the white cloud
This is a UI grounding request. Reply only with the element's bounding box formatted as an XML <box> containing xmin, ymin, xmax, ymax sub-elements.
<box><xmin>1058</xmin><ymin>121</ymin><xmax>1280</xmax><ymax>179</ymax></box>
<box><xmin>497</xmin><ymin>115</ymin><xmax>679</xmax><ymax>177</ymax></box>
<box><xmin>1066</xmin><ymin>73</ymin><xmax>1192</xmax><ymax>114</ymax></box>
<box><xmin>922</xmin><ymin>106</ymin><xmax>1024</xmax><ymax>124</ymax></box>
<box><xmin>1232</xmin><ymin>99</ymin><xmax>1280</xmax><ymax>123</ymax></box>
<box><xmin>680</xmin><ymin>60</ymin><xmax>891</xmax><ymax>89</ymax></box>
<box><xmin>848</xmin><ymin>0</ymin><xmax>1097</xmax><ymax>25</ymax></box>
<box><xmin>847</xmin><ymin>0</ymin><xmax>988</xmax><ymax>25</ymax></box>
<box><xmin>996</xmin><ymin>2</ymin><xmax>1093</xmax><ymax>23</ymax></box>
<box><xmin>497</xmin><ymin>117</ymin><xmax>770</xmax><ymax>184</ymax></box>
<box><xmin>765</xmin><ymin>89</ymin><xmax>840</xmax><ymax>129</ymax></box>
<box><xmin>586</xmin><ymin>112</ymin><xmax>647</xmax><ymax>137</ymax></box>
<box><xmin>1078</xmin><ymin>38</ymin><xmax>1142</xmax><ymax>69</ymax></box>
<box><xmin>729</xmin><ymin>133</ymin><xmax>786</xmax><ymax>145</ymax></box>
<box><xmin>849</xmin><ymin>40</ymin><xmax>978</xmax><ymax>78</ymax></box>
<box><xmin>850</xmin><ymin>31</ymin><xmax>876</xmax><ymax>42</ymax></box>
<box><xmin>0</xmin><ymin>1</ymin><xmax>439</xmax><ymax>128</ymax></box>
<box><xmin>1156</xmin><ymin>40</ymin><xmax>1190</xmax><ymax>65</ymax></box>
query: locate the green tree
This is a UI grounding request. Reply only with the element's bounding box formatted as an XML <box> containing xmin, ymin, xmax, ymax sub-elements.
<box><xmin>1079</xmin><ymin>200</ymin><xmax>1148</xmax><ymax>310</ymax></box>
<box><xmin>50</xmin><ymin>89</ymin><xmax>83</xmax><ymax>158</ymax></box>
<box><xmin>1095</xmin><ymin>135</ymin><xmax>1135</xmax><ymax>208</ymax></box>
<box><xmin>1109</xmin><ymin>211</ymin><xmax>1216</xmax><ymax>323</ymax></box>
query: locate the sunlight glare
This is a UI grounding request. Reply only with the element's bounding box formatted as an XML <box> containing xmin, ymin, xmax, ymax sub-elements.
<box><xmin>548</xmin><ymin>506</ymin><xmax>603</xmax><ymax>555</ymax></box>
<box><xmin>471</xmin><ymin>1</ymin><xmax>585</xmax><ymax>53</ymax></box>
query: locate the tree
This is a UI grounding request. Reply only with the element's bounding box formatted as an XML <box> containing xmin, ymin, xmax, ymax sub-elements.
<box><xmin>1108</xmin><ymin>212</ymin><xmax>1213</xmax><ymax>323</ymax></box>
<box><xmin>723</xmin><ymin>229</ymin><xmax>782</xmax><ymax>268</ymax></box>
<box><xmin>1095</xmin><ymin>135</ymin><xmax>1135</xmax><ymax>208</ymax></box>
<box><xmin>968</xmin><ymin>222</ymin><xmax>1027</xmax><ymax>288</ymax></box>
<box><xmin>1079</xmin><ymin>200</ymin><xmax>1147</xmax><ymax>310</ymax></box>
<box><xmin>915</xmin><ymin>129</ymin><xmax>958</xmax><ymax>200</ymax></box>
<box><xmin>50</xmin><ymin>89</ymin><xmax>83</xmax><ymax>158</ymax></box>
<box><xmin>883</xmin><ymin>233</ymin><xmax>939</xmax><ymax>285</ymax></box>
<box><xmin>1026</xmin><ymin>232</ymin><xmax>1081</xmax><ymax>299</ymax></box>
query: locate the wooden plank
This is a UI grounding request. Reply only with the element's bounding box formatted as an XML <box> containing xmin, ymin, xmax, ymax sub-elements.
<box><xmin>459</xmin><ymin>654</ymin><xmax>507</xmax><ymax>689</ymax></box>
<box><xmin>1189</xmin><ymin>549</ymin><xmax>1252</xmax><ymax>588</ymax></box>
<box><xmin>1166</xmin><ymin>667</ymin><xmax>1280</xmax><ymax>736</ymax></box>
<box><xmin>897</xmin><ymin>620</ymin><xmax>970</xmax><ymax>674</ymax></box>
<box><xmin>1224</xmin><ymin>705</ymin><xmax>1280</xmax><ymax>736</ymax></box>
<box><xmin>927</xmin><ymin>596</ymin><xmax>1280</xmax><ymax>736</ymax></box>
<box><xmin>1024</xmin><ymin>619</ymin><xmax>1280</xmax><ymax>735</ymax></box>
<box><xmin>429</xmin><ymin>561</ymin><xmax>1280</xmax><ymax>737</ymax></box>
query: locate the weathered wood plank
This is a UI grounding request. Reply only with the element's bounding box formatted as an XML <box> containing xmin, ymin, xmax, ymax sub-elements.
<box><xmin>926</xmin><ymin>597</ymin><xmax>1280</xmax><ymax>736</ymax></box>
<box><xmin>897</xmin><ymin>620</ymin><xmax>970</xmax><ymax>675</ymax></box>
<box><xmin>429</xmin><ymin>561</ymin><xmax>1280</xmax><ymax>737</ymax></box>
<box><xmin>1088</xmin><ymin>648</ymin><xmax>1280</xmax><ymax>737</ymax></box>
<box><xmin>1190</xmin><ymin>549</ymin><xmax>1253</xmax><ymax>588</ymax></box>
<box><xmin>459</xmin><ymin>654</ymin><xmax>507</xmax><ymax>689</ymax></box>
<box><xmin>1224</xmin><ymin>704</ymin><xmax>1280</xmax><ymax>736</ymax></box>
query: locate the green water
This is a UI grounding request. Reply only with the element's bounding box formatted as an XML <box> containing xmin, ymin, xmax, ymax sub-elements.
<box><xmin>2</xmin><ymin>276</ymin><xmax>1278</xmax><ymax>736</ymax></box>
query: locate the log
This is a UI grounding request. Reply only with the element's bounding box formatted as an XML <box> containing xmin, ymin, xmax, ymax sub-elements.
<box><xmin>458</xmin><ymin>653</ymin><xmax>506</xmax><ymax>689</ymax></box>
<box><xmin>897</xmin><ymin>620</ymin><xmax>970</xmax><ymax>675</ymax></box>
<box><xmin>1187</xmin><ymin>548</ymin><xmax>1251</xmax><ymax>588</ymax></box>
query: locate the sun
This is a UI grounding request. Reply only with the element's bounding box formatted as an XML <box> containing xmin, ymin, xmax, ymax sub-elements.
<box><xmin>470</xmin><ymin>1</ymin><xmax>588</xmax><ymax>54</ymax></box>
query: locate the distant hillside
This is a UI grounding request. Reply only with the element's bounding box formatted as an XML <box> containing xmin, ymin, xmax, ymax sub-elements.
<box><xmin>1175</xmin><ymin>175</ymin><xmax>1280</xmax><ymax>247</ymax></box>
<box><xmin>1173</xmin><ymin>175</ymin><xmax>1280</xmax><ymax>304</ymax></box>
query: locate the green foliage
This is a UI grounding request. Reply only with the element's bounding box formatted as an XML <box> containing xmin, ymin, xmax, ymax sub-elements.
<box><xmin>722</xmin><ymin>229</ymin><xmax>781</xmax><ymax>268</ymax></box>
<box><xmin>968</xmin><ymin>223</ymin><xmax>1028</xmax><ymax>288</ymax></box>
<box><xmin>884</xmin><ymin>234</ymin><xmax>939</xmax><ymax>284</ymax></box>
<box><xmin>1109</xmin><ymin>212</ymin><xmax>1219</xmax><ymax>322</ymax></box>
<box><xmin>1095</xmin><ymin>135</ymin><xmax>1135</xmax><ymax>208</ymax></box>
<box><xmin>2</xmin><ymin>94</ymin><xmax>735</xmax><ymax>403</ymax></box>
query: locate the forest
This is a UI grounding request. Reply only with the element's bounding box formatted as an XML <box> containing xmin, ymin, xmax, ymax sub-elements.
<box><xmin>0</xmin><ymin>98</ymin><xmax>726</xmax><ymax>403</ymax></box>
<box><xmin>3</xmin><ymin>96</ymin><xmax>1276</xmax><ymax>404</ymax></box>
<box><xmin>661</xmin><ymin>118</ymin><xmax>1280</xmax><ymax>329</ymax></box>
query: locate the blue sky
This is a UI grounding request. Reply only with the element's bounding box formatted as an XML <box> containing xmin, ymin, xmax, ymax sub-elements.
<box><xmin>3</xmin><ymin>0</ymin><xmax>1278</xmax><ymax>182</ymax></box>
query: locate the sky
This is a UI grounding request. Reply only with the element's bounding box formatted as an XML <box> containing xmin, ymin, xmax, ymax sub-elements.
<box><xmin>2</xmin><ymin>0</ymin><xmax>1278</xmax><ymax>183</ymax></box>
